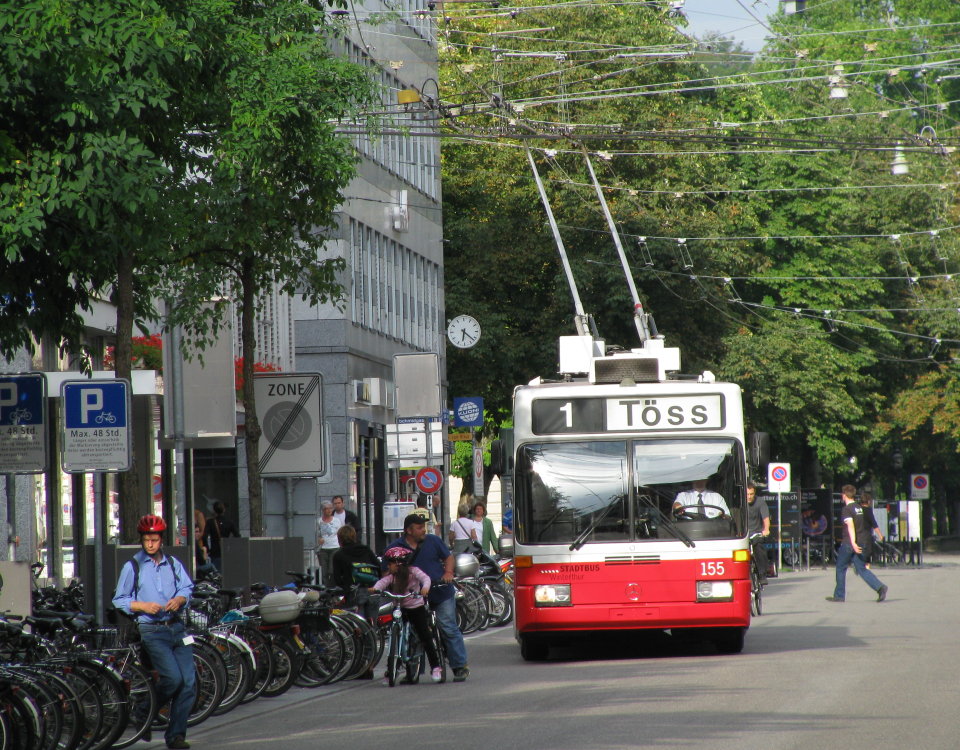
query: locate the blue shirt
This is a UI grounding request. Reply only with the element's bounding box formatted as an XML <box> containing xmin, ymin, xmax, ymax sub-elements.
<box><xmin>385</xmin><ymin>534</ymin><xmax>454</xmax><ymax>604</ymax></box>
<box><xmin>112</xmin><ymin>549</ymin><xmax>194</xmax><ymax>624</ymax></box>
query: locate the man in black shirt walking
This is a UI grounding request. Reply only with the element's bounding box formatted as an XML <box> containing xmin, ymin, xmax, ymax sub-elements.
<box><xmin>826</xmin><ymin>485</ymin><xmax>888</xmax><ymax>603</ymax></box>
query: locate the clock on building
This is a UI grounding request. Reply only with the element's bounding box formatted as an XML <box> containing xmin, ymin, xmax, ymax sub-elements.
<box><xmin>446</xmin><ymin>315</ymin><xmax>481</xmax><ymax>349</ymax></box>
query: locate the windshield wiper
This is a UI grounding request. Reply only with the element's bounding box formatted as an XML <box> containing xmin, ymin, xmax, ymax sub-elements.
<box><xmin>536</xmin><ymin>507</ymin><xmax>569</xmax><ymax>542</ymax></box>
<box><xmin>570</xmin><ymin>496</ymin><xmax>621</xmax><ymax>551</ymax></box>
<box><xmin>636</xmin><ymin>492</ymin><xmax>695</xmax><ymax>548</ymax></box>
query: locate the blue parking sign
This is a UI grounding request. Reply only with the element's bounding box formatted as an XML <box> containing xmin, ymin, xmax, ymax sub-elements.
<box><xmin>0</xmin><ymin>373</ymin><xmax>47</xmax><ymax>473</ymax></box>
<box><xmin>61</xmin><ymin>379</ymin><xmax>131</xmax><ymax>472</ymax></box>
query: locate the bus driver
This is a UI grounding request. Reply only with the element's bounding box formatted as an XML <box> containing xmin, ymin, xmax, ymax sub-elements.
<box><xmin>673</xmin><ymin>478</ymin><xmax>729</xmax><ymax>519</ymax></box>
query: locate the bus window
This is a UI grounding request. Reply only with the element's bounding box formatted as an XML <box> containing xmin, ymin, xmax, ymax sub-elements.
<box><xmin>633</xmin><ymin>438</ymin><xmax>744</xmax><ymax>539</ymax></box>
<box><xmin>516</xmin><ymin>441</ymin><xmax>628</xmax><ymax>545</ymax></box>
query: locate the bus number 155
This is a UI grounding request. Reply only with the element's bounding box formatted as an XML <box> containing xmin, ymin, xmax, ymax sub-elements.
<box><xmin>700</xmin><ymin>562</ymin><xmax>725</xmax><ymax>576</ymax></box>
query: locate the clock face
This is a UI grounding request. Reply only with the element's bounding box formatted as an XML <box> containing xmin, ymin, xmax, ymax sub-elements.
<box><xmin>447</xmin><ymin>315</ymin><xmax>481</xmax><ymax>349</ymax></box>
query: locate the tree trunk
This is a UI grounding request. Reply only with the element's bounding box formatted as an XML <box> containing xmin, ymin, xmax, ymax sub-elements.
<box><xmin>240</xmin><ymin>256</ymin><xmax>264</xmax><ymax>537</ymax></box>
<box><xmin>115</xmin><ymin>248</ymin><xmax>141</xmax><ymax>543</ymax></box>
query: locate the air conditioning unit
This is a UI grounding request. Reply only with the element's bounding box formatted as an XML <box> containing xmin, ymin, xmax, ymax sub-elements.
<box><xmin>353</xmin><ymin>379</ymin><xmax>371</xmax><ymax>404</ymax></box>
<box><xmin>366</xmin><ymin>377</ymin><xmax>385</xmax><ymax>406</ymax></box>
<box><xmin>392</xmin><ymin>189</ymin><xmax>409</xmax><ymax>231</ymax></box>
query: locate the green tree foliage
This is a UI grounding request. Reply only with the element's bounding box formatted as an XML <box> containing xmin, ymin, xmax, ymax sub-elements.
<box><xmin>155</xmin><ymin>0</ymin><xmax>377</xmax><ymax>536</ymax></box>
<box><xmin>440</xmin><ymin>0</ymin><xmax>960</xmax><ymax>506</ymax></box>
<box><xmin>1</xmin><ymin>0</ymin><xmax>377</xmax><ymax>538</ymax></box>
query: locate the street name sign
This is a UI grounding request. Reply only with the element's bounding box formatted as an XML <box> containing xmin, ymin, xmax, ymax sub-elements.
<box><xmin>61</xmin><ymin>379</ymin><xmax>131</xmax><ymax>472</ymax></box>
<box><xmin>0</xmin><ymin>373</ymin><xmax>47</xmax><ymax>474</ymax></box>
<box><xmin>254</xmin><ymin>373</ymin><xmax>324</xmax><ymax>476</ymax></box>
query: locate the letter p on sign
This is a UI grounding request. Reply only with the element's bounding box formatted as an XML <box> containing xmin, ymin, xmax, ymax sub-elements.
<box><xmin>0</xmin><ymin>383</ymin><xmax>16</xmax><ymax>409</ymax></box>
<box><xmin>81</xmin><ymin>388</ymin><xmax>103</xmax><ymax>423</ymax></box>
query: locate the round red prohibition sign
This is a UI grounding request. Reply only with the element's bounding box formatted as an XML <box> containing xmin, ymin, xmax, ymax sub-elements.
<box><xmin>771</xmin><ymin>466</ymin><xmax>788</xmax><ymax>482</ymax></box>
<box><xmin>415</xmin><ymin>467</ymin><xmax>444</xmax><ymax>494</ymax></box>
<box><xmin>913</xmin><ymin>475</ymin><xmax>928</xmax><ymax>490</ymax></box>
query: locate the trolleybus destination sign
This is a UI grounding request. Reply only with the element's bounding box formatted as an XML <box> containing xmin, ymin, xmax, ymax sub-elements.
<box><xmin>532</xmin><ymin>394</ymin><xmax>726</xmax><ymax>435</ymax></box>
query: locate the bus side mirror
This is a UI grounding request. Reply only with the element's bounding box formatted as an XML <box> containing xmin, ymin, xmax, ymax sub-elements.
<box><xmin>489</xmin><ymin>439</ymin><xmax>506</xmax><ymax>476</ymax></box>
<box><xmin>749</xmin><ymin>432</ymin><xmax>769</xmax><ymax>468</ymax></box>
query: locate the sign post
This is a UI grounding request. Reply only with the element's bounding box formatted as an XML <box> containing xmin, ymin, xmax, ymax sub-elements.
<box><xmin>768</xmin><ymin>462</ymin><xmax>791</xmax><ymax>573</ymax></box>
<box><xmin>60</xmin><ymin>378</ymin><xmax>132</xmax><ymax>624</ymax></box>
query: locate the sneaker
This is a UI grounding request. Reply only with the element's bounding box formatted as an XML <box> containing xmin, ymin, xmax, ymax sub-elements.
<box><xmin>824</xmin><ymin>596</ymin><xmax>844</xmax><ymax>602</ymax></box>
<box><xmin>431</xmin><ymin>667</ymin><xmax>443</xmax><ymax>682</ymax></box>
<box><xmin>877</xmin><ymin>585</ymin><xmax>888</xmax><ymax>602</ymax></box>
<box><xmin>167</xmin><ymin>738</ymin><xmax>190</xmax><ymax>750</ymax></box>
<box><xmin>452</xmin><ymin>666</ymin><xmax>469</xmax><ymax>682</ymax></box>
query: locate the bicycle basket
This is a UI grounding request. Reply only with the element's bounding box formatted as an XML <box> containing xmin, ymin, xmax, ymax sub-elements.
<box><xmin>105</xmin><ymin>606</ymin><xmax>141</xmax><ymax>644</ymax></box>
<box><xmin>81</xmin><ymin>626</ymin><xmax>123</xmax><ymax>650</ymax></box>
<box><xmin>186</xmin><ymin>607</ymin><xmax>214</xmax><ymax>631</ymax></box>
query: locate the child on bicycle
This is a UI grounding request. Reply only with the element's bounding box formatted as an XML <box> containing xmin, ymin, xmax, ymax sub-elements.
<box><xmin>370</xmin><ymin>546</ymin><xmax>444</xmax><ymax>682</ymax></box>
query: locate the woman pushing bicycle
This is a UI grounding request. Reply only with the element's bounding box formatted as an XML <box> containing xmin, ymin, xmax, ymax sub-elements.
<box><xmin>370</xmin><ymin>546</ymin><xmax>444</xmax><ymax>682</ymax></box>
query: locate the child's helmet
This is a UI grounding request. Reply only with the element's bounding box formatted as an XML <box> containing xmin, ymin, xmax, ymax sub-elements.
<box><xmin>383</xmin><ymin>547</ymin><xmax>413</xmax><ymax>565</ymax></box>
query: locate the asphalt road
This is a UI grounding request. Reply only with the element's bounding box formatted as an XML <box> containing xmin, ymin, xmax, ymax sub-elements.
<box><xmin>158</xmin><ymin>555</ymin><xmax>960</xmax><ymax>750</ymax></box>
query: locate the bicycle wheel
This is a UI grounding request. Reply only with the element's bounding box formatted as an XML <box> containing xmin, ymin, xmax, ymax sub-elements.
<box><xmin>328</xmin><ymin>615</ymin><xmax>357</xmax><ymax>683</ymax></box>
<box><xmin>261</xmin><ymin>635</ymin><xmax>302</xmax><ymax>698</ymax></box>
<box><xmin>210</xmin><ymin>633</ymin><xmax>254</xmax><ymax>716</ymax></box>
<box><xmin>234</xmin><ymin>625</ymin><xmax>274</xmax><ymax>704</ymax></box>
<box><xmin>34</xmin><ymin>669</ymin><xmax>83</xmax><ymax>750</ymax></box>
<box><xmin>296</xmin><ymin>626</ymin><xmax>346</xmax><ymax>687</ymax></box>
<box><xmin>187</xmin><ymin>647</ymin><xmax>225</xmax><ymax>726</ymax></box>
<box><xmin>70</xmin><ymin>657</ymin><xmax>128</xmax><ymax>750</ymax></box>
<box><xmin>404</xmin><ymin>625</ymin><xmax>422</xmax><ymax>685</ymax></box>
<box><xmin>3</xmin><ymin>669</ymin><xmax>64</xmax><ymax>750</ymax></box>
<box><xmin>386</xmin><ymin>623</ymin><xmax>401</xmax><ymax>688</ymax></box>
<box><xmin>110</xmin><ymin>657</ymin><xmax>157</xmax><ymax>750</ymax></box>
<box><xmin>750</xmin><ymin>564</ymin><xmax>762</xmax><ymax>617</ymax></box>
<box><xmin>430</xmin><ymin>623</ymin><xmax>447</xmax><ymax>683</ymax></box>
<box><xmin>339</xmin><ymin>612</ymin><xmax>379</xmax><ymax>680</ymax></box>
<box><xmin>48</xmin><ymin>664</ymin><xmax>102</xmax><ymax>750</ymax></box>
<box><xmin>486</xmin><ymin>582</ymin><xmax>513</xmax><ymax>627</ymax></box>
<box><xmin>456</xmin><ymin>582</ymin><xmax>487</xmax><ymax>634</ymax></box>
<box><xmin>0</xmin><ymin>683</ymin><xmax>41</xmax><ymax>750</ymax></box>
<box><xmin>0</xmin><ymin>703</ymin><xmax>11</xmax><ymax>750</ymax></box>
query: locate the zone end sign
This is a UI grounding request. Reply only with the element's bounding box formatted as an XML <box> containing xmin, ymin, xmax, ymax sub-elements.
<box><xmin>61</xmin><ymin>379</ymin><xmax>131</xmax><ymax>473</ymax></box>
<box><xmin>254</xmin><ymin>373</ymin><xmax>324</xmax><ymax>476</ymax></box>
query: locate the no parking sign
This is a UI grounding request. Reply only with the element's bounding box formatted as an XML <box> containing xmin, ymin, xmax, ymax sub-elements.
<box><xmin>767</xmin><ymin>462</ymin><xmax>791</xmax><ymax>493</ymax></box>
<box><xmin>911</xmin><ymin>473</ymin><xmax>929</xmax><ymax>500</ymax></box>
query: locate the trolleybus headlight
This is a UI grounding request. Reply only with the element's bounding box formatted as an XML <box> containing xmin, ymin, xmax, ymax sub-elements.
<box><xmin>534</xmin><ymin>584</ymin><xmax>572</xmax><ymax>607</ymax></box>
<box><xmin>696</xmin><ymin>580</ymin><xmax>734</xmax><ymax>601</ymax></box>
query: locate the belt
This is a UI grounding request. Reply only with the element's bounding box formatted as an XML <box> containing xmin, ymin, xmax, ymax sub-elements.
<box><xmin>139</xmin><ymin>617</ymin><xmax>181</xmax><ymax>627</ymax></box>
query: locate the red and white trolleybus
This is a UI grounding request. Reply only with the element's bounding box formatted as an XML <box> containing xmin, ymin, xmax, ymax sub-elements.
<box><xmin>511</xmin><ymin>335</ymin><xmax>752</xmax><ymax>660</ymax></box>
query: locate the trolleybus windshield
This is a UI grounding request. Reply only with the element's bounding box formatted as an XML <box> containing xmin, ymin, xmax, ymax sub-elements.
<box><xmin>516</xmin><ymin>437</ymin><xmax>745</xmax><ymax>545</ymax></box>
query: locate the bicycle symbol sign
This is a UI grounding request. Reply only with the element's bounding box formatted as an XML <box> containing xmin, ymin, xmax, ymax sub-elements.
<box><xmin>415</xmin><ymin>467</ymin><xmax>443</xmax><ymax>494</ymax></box>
